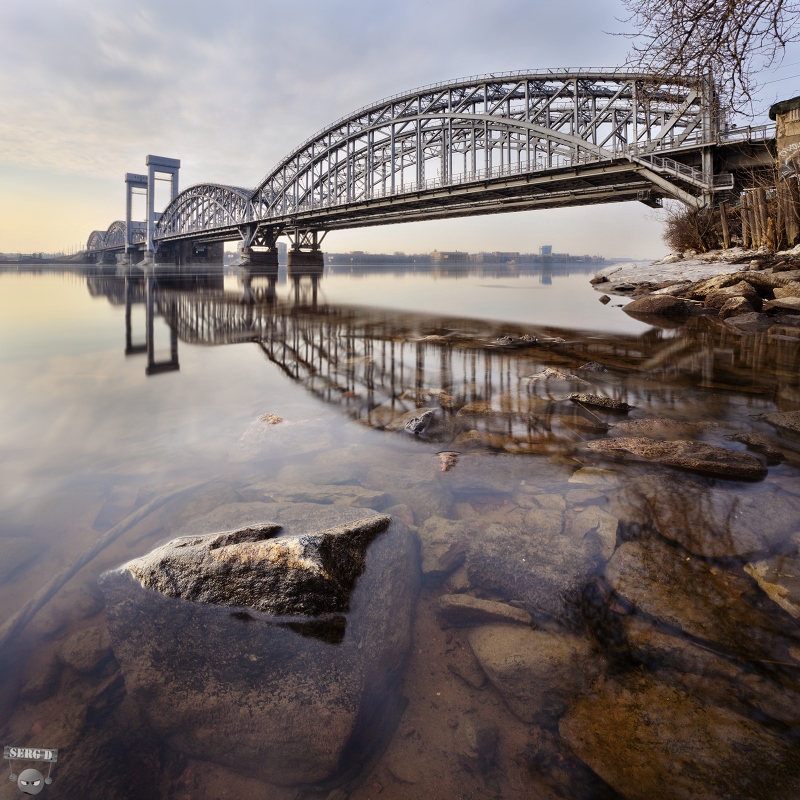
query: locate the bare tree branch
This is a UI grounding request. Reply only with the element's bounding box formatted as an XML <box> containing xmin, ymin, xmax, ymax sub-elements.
<box><xmin>618</xmin><ymin>0</ymin><xmax>800</xmax><ymax>112</ymax></box>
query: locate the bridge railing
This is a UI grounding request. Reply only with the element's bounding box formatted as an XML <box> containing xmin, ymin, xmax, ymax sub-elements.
<box><xmin>718</xmin><ymin>123</ymin><xmax>775</xmax><ymax>144</ymax></box>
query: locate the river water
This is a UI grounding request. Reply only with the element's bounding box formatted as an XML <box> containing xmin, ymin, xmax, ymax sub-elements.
<box><xmin>1</xmin><ymin>262</ymin><xmax>800</xmax><ymax>799</ymax></box>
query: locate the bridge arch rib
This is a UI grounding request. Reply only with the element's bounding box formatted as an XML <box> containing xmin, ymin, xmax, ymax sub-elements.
<box><xmin>87</xmin><ymin>230</ymin><xmax>106</xmax><ymax>251</ymax></box>
<box><xmin>155</xmin><ymin>70</ymin><xmax>714</xmax><ymax>243</ymax></box>
<box><xmin>155</xmin><ymin>184</ymin><xmax>254</xmax><ymax>242</ymax></box>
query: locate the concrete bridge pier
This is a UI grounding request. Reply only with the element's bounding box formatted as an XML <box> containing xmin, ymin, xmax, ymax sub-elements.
<box><xmin>238</xmin><ymin>246</ymin><xmax>279</xmax><ymax>269</ymax></box>
<box><xmin>287</xmin><ymin>230</ymin><xmax>325</xmax><ymax>273</ymax></box>
<box><xmin>158</xmin><ymin>240</ymin><xmax>224</xmax><ymax>267</ymax></box>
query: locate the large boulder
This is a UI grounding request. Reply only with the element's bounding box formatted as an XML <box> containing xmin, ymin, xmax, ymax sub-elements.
<box><xmin>623</xmin><ymin>295</ymin><xmax>691</xmax><ymax>321</ymax></box>
<box><xmin>704</xmin><ymin>280</ymin><xmax>762</xmax><ymax>310</ymax></box>
<box><xmin>719</xmin><ymin>295</ymin><xmax>755</xmax><ymax>318</ymax></box>
<box><xmin>611</xmin><ymin>470</ymin><xmax>800</xmax><ymax>557</ymax></box>
<box><xmin>560</xmin><ymin>675</ymin><xmax>800</xmax><ymax>800</ymax></box>
<box><xmin>99</xmin><ymin>503</ymin><xmax>419</xmax><ymax>787</ymax></box>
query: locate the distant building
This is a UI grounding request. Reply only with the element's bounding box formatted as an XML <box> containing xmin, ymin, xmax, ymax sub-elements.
<box><xmin>539</xmin><ymin>245</ymin><xmax>552</xmax><ymax>256</ymax></box>
<box><xmin>430</xmin><ymin>250</ymin><xmax>469</xmax><ymax>263</ymax></box>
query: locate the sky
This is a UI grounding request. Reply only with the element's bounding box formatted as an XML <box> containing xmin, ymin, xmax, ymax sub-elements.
<box><xmin>0</xmin><ymin>0</ymin><xmax>797</xmax><ymax>258</ymax></box>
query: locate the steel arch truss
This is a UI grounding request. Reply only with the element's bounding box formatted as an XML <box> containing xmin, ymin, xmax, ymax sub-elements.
<box><xmin>87</xmin><ymin>230</ymin><xmax>106</xmax><ymax>251</ymax></box>
<box><xmin>155</xmin><ymin>184</ymin><xmax>254</xmax><ymax>242</ymax></box>
<box><xmin>87</xmin><ymin>220</ymin><xmax>146</xmax><ymax>251</ymax></box>
<box><xmin>251</xmin><ymin>71</ymin><xmax>711</xmax><ymax>220</ymax></box>
<box><xmin>154</xmin><ymin>70</ymin><xmax>717</xmax><ymax>244</ymax></box>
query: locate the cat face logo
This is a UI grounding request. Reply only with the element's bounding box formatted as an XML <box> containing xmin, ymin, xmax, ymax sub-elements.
<box><xmin>17</xmin><ymin>769</ymin><xmax>45</xmax><ymax>795</ymax></box>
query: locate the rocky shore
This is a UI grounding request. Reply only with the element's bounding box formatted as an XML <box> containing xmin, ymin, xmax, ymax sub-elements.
<box><xmin>593</xmin><ymin>245</ymin><xmax>800</xmax><ymax>329</ymax></box>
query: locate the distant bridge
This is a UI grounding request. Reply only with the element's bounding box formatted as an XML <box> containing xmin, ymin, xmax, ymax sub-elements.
<box><xmin>87</xmin><ymin>69</ymin><xmax>775</xmax><ymax>265</ymax></box>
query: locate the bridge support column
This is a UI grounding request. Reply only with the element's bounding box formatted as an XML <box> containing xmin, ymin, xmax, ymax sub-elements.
<box><xmin>238</xmin><ymin>246</ymin><xmax>279</xmax><ymax>270</ymax></box>
<box><xmin>287</xmin><ymin>229</ymin><xmax>326</xmax><ymax>276</ymax></box>
<box><xmin>160</xmin><ymin>241</ymin><xmax>224</xmax><ymax>267</ymax></box>
<box><xmin>124</xmin><ymin>173</ymin><xmax>148</xmax><ymax>264</ymax></box>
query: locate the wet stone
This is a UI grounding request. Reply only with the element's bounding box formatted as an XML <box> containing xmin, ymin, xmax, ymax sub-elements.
<box><xmin>270</xmin><ymin>484</ymin><xmax>391</xmax><ymax>511</ymax></box>
<box><xmin>586</xmin><ymin>437</ymin><xmax>768</xmax><ymax>480</ymax></box>
<box><xmin>468</xmin><ymin>624</ymin><xmax>600</xmax><ymax>722</ymax></box>
<box><xmin>605</xmin><ymin>538</ymin><xmax>799</xmax><ymax>661</ymax></box>
<box><xmin>465</xmin><ymin>507</ymin><xmax>603</xmax><ymax>624</ymax></box>
<box><xmin>623</xmin><ymin>295</ymin><xmax>691</xmax><ymax>320</ymax></box>
<box><xmin>762</xmin><ymin>409</ymin><xmax>800</xmax><ymax>437</ymax></box>
<box><xmin>560</xmin><ymin>674</ymin><xmax>800</xmax><ymax>800</ymax></box>
<box><xmin>454</xmin><ymin>716</ymin><xmax>498</xmax><ymax>772</ymax></box>
<box><xmin>436</xmin><ymin>594</ymin><xmax>533</xmax><ymax>627</ymax></box>
<box><xmin>719</xmin><ymin>295</ymin><xmax>754</xmax><ymax>318</ymax></box>
<box><xmin>415</xmin><ymin>516</ymin><xmax>474</xmax><ymax>584</ymax></box>
<box><xmin>726</xmin><ymin>432</ymin><xmax>785</xmax><ymax>464</ymax></box>
<box><xmin>704</xmin><ymin>280</ymin><xmax>762</xmax><ymax>310</ymax></box>
<box><xmin>569</xmin><ymin>393</ymin><xmax>632</xmax><ymax>412</ymax></box>
<box><xmin>724</xmin><ymin>311</ymin><xmax>774</xmax><ymax>331</ymax></box>
<box><xmin>446</xmin><ymin>645</ymin><xmax>486</xmax><ymax>689</ymax></box>
<box><xmin>568</xmin><ymin>467</ymin><xmax>619</xmax><ymax>487</ymax></box>
<box><xmin>20</xmin><ymin>650</ymin><xmax>63</xmax><ymax>703</ymax></box>
<box><xmin>58</xmin><ymin>624</ymin><xmax>113</xmax><ymax>674</ymax></box>
<box><xmin>566</xmin><ymin>507</ymin><xmax>618</xmax><ymax>561</ymax></box>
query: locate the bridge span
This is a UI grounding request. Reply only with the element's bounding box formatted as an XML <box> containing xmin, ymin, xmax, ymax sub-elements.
<box><xmin>86</xmin><ymin>69</ymin><xmax>776</xmax><ymax>267</ymax></box>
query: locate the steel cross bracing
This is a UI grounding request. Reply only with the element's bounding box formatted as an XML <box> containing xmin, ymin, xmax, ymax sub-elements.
<box><xmin>152</xmin><ymin>70</ymin><xmax>767</xmax><ymax>247</ymax></box>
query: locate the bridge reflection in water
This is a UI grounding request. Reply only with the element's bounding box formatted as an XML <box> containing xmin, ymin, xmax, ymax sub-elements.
<box><xmin>88</xmin><ymin>268</ymin><xmax>800</xmax><ymax>458</ymax></box>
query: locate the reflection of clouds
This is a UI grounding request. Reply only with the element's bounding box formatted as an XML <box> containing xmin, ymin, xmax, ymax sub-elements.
<box><xmin>0</xmin><ymin>344</ymin><xmax>319</xmax><ymax>510</ymax></box>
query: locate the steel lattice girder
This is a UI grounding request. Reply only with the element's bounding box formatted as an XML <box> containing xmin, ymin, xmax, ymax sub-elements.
<box><xmin>154</xmin><ymin>69</ymin><xmax>721</xmax><ymax>244</ymax></box>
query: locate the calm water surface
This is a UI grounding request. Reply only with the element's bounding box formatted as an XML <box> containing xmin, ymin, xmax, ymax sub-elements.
<box><xmin>1</xmin><ymin>263</ymin><xmax>800</xmax><ymax>799</ymax></box>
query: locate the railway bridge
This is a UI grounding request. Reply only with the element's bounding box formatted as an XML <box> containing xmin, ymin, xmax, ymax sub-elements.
<box><xmin>86</xmin><ymin>69</ymin><xmax>775</xmax><ymax>268</ymax></box>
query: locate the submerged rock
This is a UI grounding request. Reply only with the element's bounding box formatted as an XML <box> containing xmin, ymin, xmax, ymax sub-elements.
<box><xmin>726</xmin><ymin>432</ymin><xmax>785</xmax><ymax>464</ymax></box>
<box><xmin>0</xmin><ymin>536</ymin><xmax>39</xmax><ymax>582</ymax></box>
<box><xmin>560</xmin><ymin>675</ymin><xmax>800</xmax><ymax>800</ymax></box>
<box><xmin>468</xmin><ymin>624</ymin><xmax>599</xmax><ymax>722</ymax></box>
<box><xmin>762</xmin><ymin>409</ymin><xmax>800</xmax><ymax>437</ymax></box>
<box><xmin>569</xmin><ymin>393</ymin><xmax>632</xmax><ymax>412</ymax></box>
<box><xmin>465</xmin><ymin>507</ymin><xmax>604</xmax><ymax>624</ymax></box>
<box><xmin>586</xmin><ymin>437</ymin><xmax>767</xmax><ymax>480</ymax></box>
<box><xmin>605</xmin><ymin>539</ymin><xmax>797</xmax><ymax>661</ymax></box>
<box><xmin>100</xmin><ymin>503</ymin><xmax>418</xmax><ymax>787</ymax></box>
<box><xmin>436</xmin><ymin>594</ymin><xmax>532</xmax><ymax>627</ymax></box>
<box><xmin>416</xmin><ymin>516</ymin><xmax>473</xmax><ymax>584</ymax></box>
<box><xmin>611</xmin><ymin>470</ymin><xmax>800</xmax><ymax>557</ymax></box>
<box><xmin>610</xmin><ymin>417</ymin><xmax>727</xmax><ymax>440</ymax></box>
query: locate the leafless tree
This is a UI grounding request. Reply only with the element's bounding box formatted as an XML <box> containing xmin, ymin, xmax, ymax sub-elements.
<box><xmin>619</xmin><ymin>0</ymin><xmax>800</xmax><ymax>111</ymax></box>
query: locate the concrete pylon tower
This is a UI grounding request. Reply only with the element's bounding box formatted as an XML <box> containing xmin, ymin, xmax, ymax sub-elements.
<box><xmin>144</xmin><ymin>155</ymin><xmax>181</xmax><ymax>260</ymax></box>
